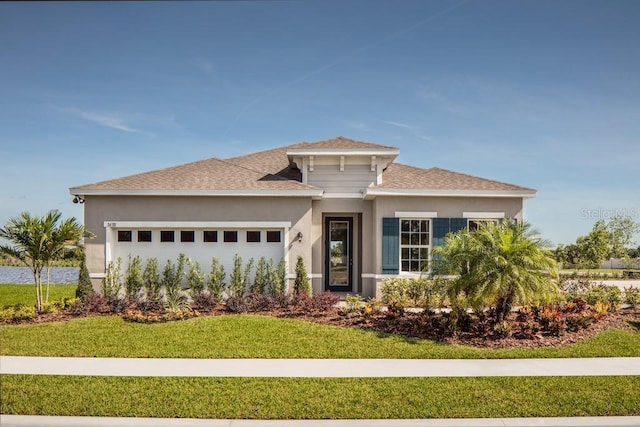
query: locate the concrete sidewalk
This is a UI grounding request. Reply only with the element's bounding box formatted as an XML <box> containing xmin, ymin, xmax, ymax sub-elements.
<box><xmin>2</xmin><ymin>415</ymin><xmax>640</xmax><ymax>427</ymax></box>
<box><xmin>2</xmin><ymin>356</ymin><xmax>640</xmax><ymax>377</ymax></box>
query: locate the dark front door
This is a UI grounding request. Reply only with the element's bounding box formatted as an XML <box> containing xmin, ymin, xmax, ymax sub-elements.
<box><xmin>325</xmin><ymin>217</ymin><xmax>353</xmax><ymax>292</ymax></box>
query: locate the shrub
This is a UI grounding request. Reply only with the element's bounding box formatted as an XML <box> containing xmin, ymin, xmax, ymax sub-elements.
<box><xmin>624</xmin><ymin>286</ymin><xmax>640</xmax><ymax>308</ymax></box>
<box><xmin>186</xmin><ymin>259</ymin><xmax>205</xmax><ymax>299</ymax></box>
<box><xmin>143</xmin><ymin>258</ymin><xmax>161</xmax><ymax>302</ymax></box>
<box><xmin>39</xmin><ymin>301</ymin><xmax>59</xmax><ymax>315</ymax></box>
<box><xmin>207</xmin><ymin>257</ymin><xmax>226</xmax><ymax>303</ymax></box>
<box><xmin>228</xmin><ymin>254</ymin><xmax>244</xmax><ymax>297</ymax></box>
<box><xmin>311</xmin><ymin>292</ymin><xmax>340</xmax><ymax>311</ymax></box>
<box><xmin>162</xmin><ymin>254</ymin><xmax>187</xmax><ymax>313</ymax></box>
<box><xmin>518</xmin><ymin>320</ymin><xmax>540</xmax><ymax>338</ymax></box>
<box><xmin>268</xmin><ymin>257</ymin><xmax>287</xmax><ymax>296</ymax></box>
<box><xmin>340</xmin><ymin>294</ymin><xmax>364</xmax><ymax>317</ymax></box>
<box><xmin>244</xmin><ymin>293</ymin><xmax>276</xmax><ymax>312</ymax></box>
<box><xmin>124</xmin><ymin>255</ymin><xmax>144</xmax><ymax>300</ymax></box>
<box><xmin>225</xmin><ymin>296</ymin><xmax>250</xmax><ymax>313</ymax></box>
<box><xmin>291</xmin><ymin>292</ymin><xmax>314</xmax><ymax>312</ymax></box>
<box><xmin>251</xmin><ymin>257</ymin><xmax>268</xmax><ymax>295</ymax></box>
<box><xmin>75</xmin><ymin>250</ymin><xmax>93</xmax><ymax>302</ymax></box>
<box><xmin>380</xmin><ymin>278</ymin><xmax>411</xmax><ymax>308</ymax></box>
<box><xmin>592</xmin><ymin>302</ymin><xmax>609</xmax><ymax>319</ymax></box>
<box><xmin>192</xmin><ymin>291</ymin><xmax>218</xmax><ymax>313</ymax></box>
<box><xmin>493</xmin><ymin>321</ymin><xmax>511</xmax><ymax>339</ymax></box>
<box><xmin>565</xmin><ymin>312</ymin><xmax>595</xmax><ymax>332</ymax></box>
<box><xmin>293</xmin><ymin>256</ymin><xmax>311</xmax><ymax>296</ymax></box>
<box><xmin>242</xmin><ymin>257</ymin><xmax>254</xmax><ymax>296</ymax></box>
<box><xmin>102</xmin><ymin>258</ymin><xmax>122</xmax><ymax>299</ymax></box>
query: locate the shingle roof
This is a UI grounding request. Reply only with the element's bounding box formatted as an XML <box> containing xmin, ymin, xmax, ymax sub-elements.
<box><xmin>71</xmin><ymin>156</ymin><xmax>317</xmax><ymax>191</ymax></box>
<box><xmin>70</xmin><ymin>137</ymin><xmax>534</xmax><ymax>195</ymax></box>
<box><xmin>375</xmin><ymin>163</ymin><xmax>535</xmax><ymax>192</ymax></box>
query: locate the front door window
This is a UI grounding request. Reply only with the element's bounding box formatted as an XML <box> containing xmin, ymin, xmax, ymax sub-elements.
<box><xmin>325</xmin><ymin>217</ymin><xmax>352</xmax><ymax>291</ymax></box>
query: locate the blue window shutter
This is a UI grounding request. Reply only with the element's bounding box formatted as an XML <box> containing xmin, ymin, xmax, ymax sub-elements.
<box><xmin>449</xmin><ymin>218</ymin><xmax>467</xmax><ymax>234</ymax></box>
<box><xmin>382</xmin><ymin>217</ymin><xmax>399</xmax><ymax>274</ymax></box>
<box><xmin>432</xmin><ymin>218</ymin><xmax>450</xmax><ymax>247</ymax></box>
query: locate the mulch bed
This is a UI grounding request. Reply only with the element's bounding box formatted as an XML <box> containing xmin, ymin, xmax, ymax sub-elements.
<box><xmin>7</xmin><ymin>304</ymin><xmax>640</xmax><ymax>350</ymax></box>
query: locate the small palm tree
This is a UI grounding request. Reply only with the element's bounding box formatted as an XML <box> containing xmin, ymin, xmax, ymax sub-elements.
<box><xmin>0</xmin><ymin>210</ymin><xmax>86</xmax><ymax>311</ymax></box>
<box><xmin>433</xmin><ymin>220</ymin><xmax>558</xmax><ymax>322</ymax></box>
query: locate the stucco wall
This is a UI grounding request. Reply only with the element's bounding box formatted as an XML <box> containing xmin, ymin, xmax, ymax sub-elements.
<box><xmin>83</xmin><ymin>195</ymin><xmax>313</xmax><ymax>286</ymax></box>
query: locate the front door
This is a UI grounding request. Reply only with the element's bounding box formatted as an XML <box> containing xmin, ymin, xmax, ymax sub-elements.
<box><xmin>325</xmin><ymin>217</ymin><xmax>353</xmax><ymax>292</ymax></box>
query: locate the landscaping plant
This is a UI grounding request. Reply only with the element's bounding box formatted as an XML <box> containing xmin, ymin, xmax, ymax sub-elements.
<box><xmin>124</xmin><ymin>255</ymin><xmax>144</xmax><ymax>300</ymax></box>
<box><xmin>433</xmin><ymin>220</ymin><xmax>559</xmax><ymax>322</ymax></box>
<box><xmin>293</xmin><ymin>255</ymin><xmax>311</xmax><ymax>296</ymax></box>
<box><xmin>207</xmin><ymin>257</ymin><xmax>226</xmax><ymax>302</ymax></box>
<box><xmin>142</xmin><ymin>257</ymin><xmax>161</xmax><ymax>303</ymax></box>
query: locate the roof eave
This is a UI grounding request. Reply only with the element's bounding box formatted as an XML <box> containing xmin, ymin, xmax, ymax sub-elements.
<box><xmin>69</xmin><ymin>188</ymin><xmax>325</xmax><ymax>198</ymax></box>
<box><xmin>363</xmin><ymin>188</ymin><xmax>537</xmax><ymax>200</ymax></box>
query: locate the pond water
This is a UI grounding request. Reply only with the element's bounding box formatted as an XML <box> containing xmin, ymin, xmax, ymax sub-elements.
<box><xmin>0</xmin><ymin>266</ymin><xmax>79</xmax><ymax>284</ymax></box>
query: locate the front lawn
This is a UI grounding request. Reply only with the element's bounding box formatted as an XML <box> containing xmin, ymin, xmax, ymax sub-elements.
<box><xmin>2</xmin><ymin>315</ymin><xmax>639</xmax><ymax>358</ymax></box>
<box><xmin>2</xmin><ymin>375</ymin><xmax>638</xmax><ymax>418</ymax></box>
<box><xmin>0</xmin><ymin>284</ymin><xmax>76</xmax><ymax>308</ymax></box>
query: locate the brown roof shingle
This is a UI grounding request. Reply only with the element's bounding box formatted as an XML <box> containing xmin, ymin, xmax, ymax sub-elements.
<box><xmin>375</xmin><ymin>163</ymin><xmax>535</xmax><ymax>192</ymax></box>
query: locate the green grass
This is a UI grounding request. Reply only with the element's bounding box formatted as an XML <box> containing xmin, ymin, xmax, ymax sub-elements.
<box><xmin>0</xmin><ymin>284</ymin><xmax>77</xmax><ymax>308</ymax></box>
<box><xmin>2</xmin><ymin>315</ymin><xmax>639</xmax><ymax>358</ymax></box>
<box><xmin>2</xmin><ymin>375</ymin><xmax>638</xmax><ymax>418</ymax></box>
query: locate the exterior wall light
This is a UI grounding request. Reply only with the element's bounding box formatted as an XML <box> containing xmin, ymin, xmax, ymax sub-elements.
<box><xmin>296</xmin><ymin>231</ymin><xmax>303</xmax><ymax>242</ymax></box>
<box><xmin>72</xmin><ymin>196</ymin><xmax>85</xmax><ymax>204</ymax></box>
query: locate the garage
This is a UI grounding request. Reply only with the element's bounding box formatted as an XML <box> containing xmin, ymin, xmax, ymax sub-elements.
<box><xmin>106</xmin><ymin>221</ymin><xmax>290</xmax><ymax>279</ymax></box>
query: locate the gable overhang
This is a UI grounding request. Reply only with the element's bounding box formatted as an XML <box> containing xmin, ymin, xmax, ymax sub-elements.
<box><xmin>286</xmin><ymin>148</ymin><xmax>400</xmax><ymax>157</ymax></box>
<box><xmin>362</xmin><ymin>188</ymin><xmax>537</xmax><ymax>200</ymax></box>
<box><xmin>69</xmin><ymin>188</ymin><xmax>325</xmax><ymax>199</ymax></box>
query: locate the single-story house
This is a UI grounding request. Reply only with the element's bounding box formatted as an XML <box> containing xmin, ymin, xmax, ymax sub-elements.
<box><xmin>70</xmin><ymin>137</ymin><xmax>536</xmax><ymax>297</ymax></box>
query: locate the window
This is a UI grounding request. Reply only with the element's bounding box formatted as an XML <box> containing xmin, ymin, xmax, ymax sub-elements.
<box><xmin>117</xmin><ymin>230</ymin><xmax>132</xmax><ymax>242</ymax></box>
<box><xmin>223</xmin><ymin>230</ymin><xmax>238</xmax><ymax>243</ymax></box>
<box><xmin>180</xmin><ymin>230</ymin><xmax>195</xmax><ymax>242</ymax></box>
<box><xmin>266</xmin><ymin>230</ymin><xmax>281</xmax><ymax>243</ymax></box>
<box><xmin>468</xmin><ymin>219</ymin><xmax>499</xmax><ymax>232</ymax></box>
<box><xmin>203</xmin><ymin>230</ymin><xmax>218</xmax><ymax>242</ymax></box>
<box><xmin>137</xmin><ymin>230</ymin><xmax>152</xmax><ymax>242</ymax></box>
<box><xmin>160</xmin><ymin>230</ymin><xmax>175</xmax><ymax>242</ymax></box>
<box><xmin>400</xmin><ymin>219</ymin><xmax>430</xmax><ymax>272</ymax></box>
<box><xmin>246</xmin><ymin>230</ymin><xmax>261</xmax><ymax>243</ymax></box>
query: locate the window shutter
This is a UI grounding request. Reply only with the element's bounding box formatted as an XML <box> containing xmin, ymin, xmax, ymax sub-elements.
<box><xmin>432</xmin><ymin>218</ymin><xmax>450</xmax><ymax>247</ymax></box>
<box><xmin>449</xmin><ymin>218</ymin><xmax>467</xmax><ymax>234</ymax></box>
<box><xmin>382</xmin><ymin>217</ymin><xmax>399</xmax><ymax>274</ymax></box>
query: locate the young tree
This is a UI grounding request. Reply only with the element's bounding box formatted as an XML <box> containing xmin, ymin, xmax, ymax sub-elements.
<box><xmin>143</xmin><ymin>257</ymin><xmax>160</xmax><ymax>302</ymax></box>
<box><xmin>186</xmin><ymin>259</ymin><xmax>205</xmax><ymax>299</ymax></box>
<box><xmin>0</xmin><ymin>210</ymin><xmax>86</xmax><ymax>311</ymax></box>
<box><xmin>606</xmin><ymin>215</ymin><xmax>640</xmax><ymax>258</ymax></box>
<box><xmin>574</xmin><ymin>221</ymin><xmax>611</xmax><ymax>268</ymax></box>
<box><xmin>228</xmin><ymin>254</ymin><xmax>244</xmax><ymax>297</ymax></box>
<box><xmin>433</xmin><ymin>220</ymin><xmax>558</xmax><ymax>322</ymax></box>
<box><xmin>294</xmin><ymin>255</ymin><xmax>311</xmax><ymax>296</ymax></box>
<box><xmin>124</xmin><ymin>255</ymin><xmax>144</xmax><ymax>299</ymax></box>
<box><xmin>207</xmin><ymin>257</ymin><xmax>226</xmax><ymax>302</ymax></box>
<box><xmin>75</xmin><ymin>249</ymin><xmax>94</xmax><ymax>302</ymax></box>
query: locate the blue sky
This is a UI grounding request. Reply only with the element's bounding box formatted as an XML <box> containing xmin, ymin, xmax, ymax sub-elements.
<box><xmin>1</xmin><ymin>0</ymin><xmax>638</xmax><ymax>246</ymax></box>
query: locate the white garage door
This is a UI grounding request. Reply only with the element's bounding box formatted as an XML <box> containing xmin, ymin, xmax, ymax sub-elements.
<box><xmin>106</xmin><ymin>221</ymin><xmax>289</xmax><ymax>280</ymax></box>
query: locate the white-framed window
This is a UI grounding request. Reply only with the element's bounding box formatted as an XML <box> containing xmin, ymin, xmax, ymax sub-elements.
<box><xmin>400</xmin><ymin>219</ymin><xmax>431</xmax><ymax>273</ymax></box>
<box><xmin>468</xmin><ymin>219</ymin><xmax>499</xmax><ymax>232</ymax></box>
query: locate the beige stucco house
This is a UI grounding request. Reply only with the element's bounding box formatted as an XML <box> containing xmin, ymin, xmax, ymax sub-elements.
<box><xmin>69</xmin><ymin>137</ymin><xmax>536</xmax><ymax>297</ymax></box>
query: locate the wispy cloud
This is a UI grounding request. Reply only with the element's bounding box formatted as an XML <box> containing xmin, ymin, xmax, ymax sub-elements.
<box><xmin>343</xmin><ymin>121</ymin><xmax>376</xmax><ymax>132</ymax></box>
<box><xmin>382</xmin><ymin>120</ymin><xmax>431</xmax><ymax>141</ymax></box>
<box><xmin>58</xmin><ymin>107</ymin><xmax>146</xmax><ymax>134</ymax></box>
